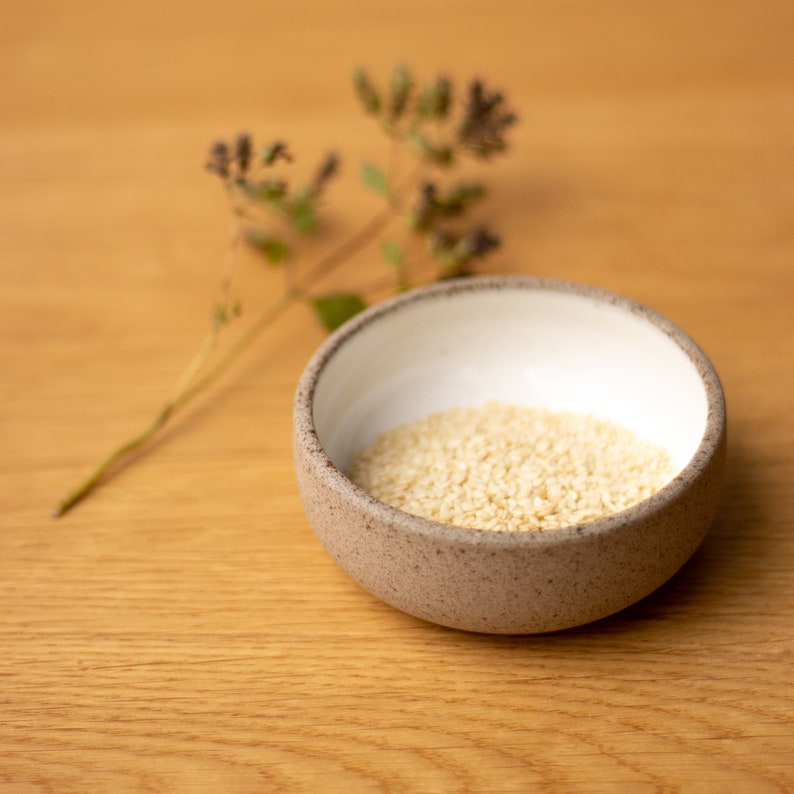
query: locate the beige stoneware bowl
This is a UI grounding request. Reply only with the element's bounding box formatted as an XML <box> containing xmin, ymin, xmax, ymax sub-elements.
<box><xmin>293</xmin><ymin>276</ymin><xmax>726</xmax><ymax>634</ymax></box>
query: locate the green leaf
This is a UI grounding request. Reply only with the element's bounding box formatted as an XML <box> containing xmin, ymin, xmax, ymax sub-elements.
<box><xmin>245</xmin><ymin>229</ymin><xmax>290</xmax><ymax>264</ymax></box>
<box><xmin>361</xmin><ymin>162</ymin><xmax>388</xmax><ymax>195</ymax></box>
<box><xmin>312</xmin><ymin>293</ymin><xmax>367</xmax><ymax>332</ymax></box>
<box><xmin>291</xmin><ymin>206</ymin><xmax>317</xmax><ymax>235</ymax></box>
<box><xmin>407</xmin><ymin>129</ymin><xmax>454</xmax><ymax>167</ymax></box>
<box><xmin>380</xmin><ymin>239</ymin><xmax>403</xmax><ymax>267</ymax></box>
<box><xmin>249</xmin><ymin>178</ymin><xmax>287</xmax><ymax>203</ymax></box>
<box><xmin>287</xmin><ymin>190</ymin><xmax>318</xmax><ymax>236</ymax></box>
<box><xmin>213</xmin><ymin>301</ymin><xmax>228</xmax><ymax>326</ymax></box>
<box><xmin>261</xmin><ymin>239</ymin><xmax>290</xmax><ymax>264</ymax></box>
<box><xmin>213</xmin><ymin>300</ymin><xmax>242</xmax><ymax>326</ymax></box>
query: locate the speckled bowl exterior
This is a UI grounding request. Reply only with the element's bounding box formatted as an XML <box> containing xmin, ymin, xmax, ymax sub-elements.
<box><xmin>293</xmin><ymin>276</ymin><xmax>727</xmax><ymax>634</ymax></box>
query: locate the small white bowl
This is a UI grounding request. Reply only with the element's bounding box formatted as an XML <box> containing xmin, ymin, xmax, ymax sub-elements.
<box><xmin>294</xmin><ymin>276</ymin><xmax>726</xmax><ymax>634</ymax></box>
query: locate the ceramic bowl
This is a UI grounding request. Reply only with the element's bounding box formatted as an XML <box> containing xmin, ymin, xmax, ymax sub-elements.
<box><xmin>293</xmin><ymin>276</ymin><xmax>726</xmax><ymax>634</ymax></box>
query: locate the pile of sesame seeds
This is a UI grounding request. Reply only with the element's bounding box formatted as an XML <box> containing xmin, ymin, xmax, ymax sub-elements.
<box><xmin>347</xmin><ymin>402</ymin><xmax>675</xmax><ymax>531</ymax></box>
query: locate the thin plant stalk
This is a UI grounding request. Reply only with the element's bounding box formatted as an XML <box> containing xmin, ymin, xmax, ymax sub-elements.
<box><xmin>54</xmin><ymin>67</ymin><xmax>517</xmax><ymax>517</ymax></box>
<box><xmin>167</xmin><ymin>214</ymin><xmax>243</xmax><ymax>401</ymax></box>
<box><xmin>53</xmin><ymin>203</ymin><xmax>395</xmax><ymax>518</ymax></box>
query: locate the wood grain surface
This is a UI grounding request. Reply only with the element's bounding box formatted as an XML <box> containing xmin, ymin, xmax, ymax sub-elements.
<box><xmin>2</xmin><ymin>1</ymin><xmax>793</xmax><ymax>791</ymax></box>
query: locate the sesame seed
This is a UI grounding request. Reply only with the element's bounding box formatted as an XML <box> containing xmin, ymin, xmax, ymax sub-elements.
<box><xmin>347</xmin><ymin>402</ymin><xmax>675</xmax><ymax>532</ymax></box>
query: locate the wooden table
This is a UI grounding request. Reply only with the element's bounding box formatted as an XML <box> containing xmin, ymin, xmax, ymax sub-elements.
<box><xmin>2</xmin><ymin>1</ymin><xmax>793</xmax><ymax>790</ymax></box>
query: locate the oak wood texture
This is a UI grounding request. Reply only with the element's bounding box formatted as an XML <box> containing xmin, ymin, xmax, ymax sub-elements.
<box><xmin>2</xmin><ymin>1</ymin><xmax>793</xmax><ymax>791</ymax></box>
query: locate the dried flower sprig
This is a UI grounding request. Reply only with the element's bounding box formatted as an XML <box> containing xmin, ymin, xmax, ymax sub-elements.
<box><xmin>53</xmin><ymin>66</ymin><xmax>516</xmax><ymax>517</ymax></box>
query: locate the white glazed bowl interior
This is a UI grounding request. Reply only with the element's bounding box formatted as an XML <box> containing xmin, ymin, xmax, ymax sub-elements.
<box><xmin>313</xmin><ymin>280</ymin><xmax>708</xmax><ymax>477</ymax></box>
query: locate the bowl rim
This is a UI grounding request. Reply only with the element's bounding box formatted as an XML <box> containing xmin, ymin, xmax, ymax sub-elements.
<box><xmin>294</xmin><ymin>275</ymin><xmax>727</xmax><ymax>548</ymax></box>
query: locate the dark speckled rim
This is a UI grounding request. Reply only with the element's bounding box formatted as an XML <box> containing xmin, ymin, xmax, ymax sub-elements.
<box><xmin>294</xmin><ymin>275</ymin><xmax>727</xmax><ymax>549</ymax></box>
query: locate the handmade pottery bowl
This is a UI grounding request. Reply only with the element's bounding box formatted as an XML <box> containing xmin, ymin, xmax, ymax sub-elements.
<box><xmin>293</xmin><ymin>276</ymin><xmax>726</xmax><ymax>634</ymax></box>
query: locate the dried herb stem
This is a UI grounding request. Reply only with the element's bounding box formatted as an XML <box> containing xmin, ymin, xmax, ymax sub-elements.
<box><xmin>167</xmin><ymin>214</ymin><xmax>243</xmax><ymax>401</ymax></box>
<box><xmin>53</xmin><ymin>200</ymin><xmax>395</xmax><ymax>518</ymax></box>
<box><xmin>53</xmin><ymin>405</ymin><xmax>175</xmax><ymax>518</ymax></box>
<box><xmin>300</xmin><ymin>206</ymin><xmax>394</xmax><ymax>289</ymax></box>
<box><xmin>55</xmin><ymin>67</ymin><xmax>516</xmax><ymax>517</ymax></box>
